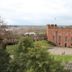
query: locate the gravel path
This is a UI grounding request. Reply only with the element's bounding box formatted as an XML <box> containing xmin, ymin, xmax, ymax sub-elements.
<box><xmin>48</xmin><ymin>47</ymin><xmax>72</xmax><ymax>55</ymax></box>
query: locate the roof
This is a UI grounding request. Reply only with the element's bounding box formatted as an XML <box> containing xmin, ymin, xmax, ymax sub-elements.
<box><xmin>24</xmin><ymin>32</ymin><xmax>36</xmax><ymax>35</ymax></box>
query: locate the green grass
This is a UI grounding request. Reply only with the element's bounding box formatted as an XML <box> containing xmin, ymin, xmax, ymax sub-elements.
<box><xmin>6</xmin><ymin>40</ymin><xmax>72</xmax><ymax>62</ymax></box>
<box><xmin>53</xmin><ymin>55</ymin><xmax>72</xmax><ymax>62</ymax></box>
<box><xmin>6</xmin><ymin>40</ymin><xmax>54</xmax><ymax>55</ymax></box>
<box><xmin>6</xmin><ymin>44</ymin><xmax>18</xmax><ymax>55</ymax></box>
<box><xmin>34</xmin><ymin>40</ymin><xmax>54</xmax><ymax>48</ymax></box>
<box><xmin>6</xmin><ymin>44</ymin><xmax>72</xmax><ymax>62</ymax></box>
<box><xmin>6</xmin><ymin>40</ymin><xmax>55</xmax><ymax>54</ymax></box>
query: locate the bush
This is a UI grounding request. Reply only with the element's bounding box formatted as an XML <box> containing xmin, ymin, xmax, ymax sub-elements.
<box><xmin>48</xmin><ymin>41</ymin><xmax>56</xmax><ymax>46</ymax></box>
<box><xmin>0</xmin><ymin>48</ymin><xmax>10</xmax><ymax>72</ymax></box>
<box><xmin>9</xmin><ymin>37</ymin><xmax>66</xmax><ymax>72</ymax></box>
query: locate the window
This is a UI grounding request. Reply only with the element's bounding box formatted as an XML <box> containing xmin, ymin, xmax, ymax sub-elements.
<box><xmin>65</xmin><ymin>37</ymin><xmax>67</xmax><ymax>42</ymax></box>
<box><xmin>65</xmin><ymin>43</ymin><xmax>67</xmax><ymax>47</ymax></box>
<box><xmin>55</xmin><ymin>31</ymin><xmax>58</xmax><ymax>43</ymax></box>
<box><xmin>71</xmin><ymin>37</ymin><xmax>72</xmax><ymax>42</ymax></box>
<box><xmin>59</xmin><ymin>36</ymin><xmax>61</xmax><ymax>41</ymax></box>
<box><xmin>53</xmin><ymin>35</ymin><xmax>54</xmax><ymax>40</ymax></box>
<box><xmin>58</xmin><ymin>36</ymin><xmax>61</xmax><ymax>46</ymax></box>
<box><xmin>71</xmin><ymin>43</ymin><xmax>72</xmax><ymax>46</ymax></box>
<box><xmin>59</xmin><ymin>42</ymin><xmax>60</xmax><ymax>45</ymax></box>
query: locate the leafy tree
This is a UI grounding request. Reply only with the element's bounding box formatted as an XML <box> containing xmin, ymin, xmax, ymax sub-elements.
<box><xmin>19</xmin><ymin>37</ymin><xmax>34</xmax><ymax>48</ymax></box>
<box><xmin>0</xmin><ymin>47</ymin><xmax>10</xmax><ymax>72</ymax></box>
<box><xmin>8</xmin><ymin>37</ymin><xmax>34</xmax><ymax>72</ymax></box>
<box><xmin>11</xmin><ymin>37</ymin><xmax>66</xmax><ymax>72</ymax></box>
<box><xmin>0</xmin><ymin>17</ymin><xmax>16</xmax><ymax>72</ymax></box>
<box><xmin>25</xmin><ymin>48</ymin><xmax>65</xmax><ymax>72</ymax></box>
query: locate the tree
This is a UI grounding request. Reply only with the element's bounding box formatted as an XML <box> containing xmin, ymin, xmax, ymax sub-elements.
<box><xmin>0</xmin><ymin>48</ymin><xmax>10</xmax><ymax>72</ymax></box>
<box><xmin>20</xmin><ymin>37</ymin><xmax>34</xmax><ymax>48</ymax></box>
<box><xmin>25</xmin><ymin>48</ymin><xmax>65</xmax><ymax>72</ymax></box>
<box><xmin>0</xmin><ymin>17</ymin><xmax>17</xmax><ymax>72</ymax></box>
<box><xmin>11</xmin><ymin>37</ymin><xmax>66</xmax><ymax>72</ymax></box>
<box><xmin>8</xmin><ymin>37</ymin><xmax>34</xmax><ymax>72</ymax></box>
<box><xmin>0</xmin><ymin>38</ymin><xmax>10</xmax><ymax>72</ymax></box>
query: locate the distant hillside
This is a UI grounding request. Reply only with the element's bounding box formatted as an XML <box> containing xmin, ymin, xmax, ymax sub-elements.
<box><xmin>7</xmin><ymin>25</ymin><xmax>46</xmax><ymax>35</ymax></box>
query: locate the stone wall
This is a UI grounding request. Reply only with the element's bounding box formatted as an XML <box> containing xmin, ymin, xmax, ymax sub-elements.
<box><xmin>47</xmin><ymin>24</ymin><xmax>72</xmax><ymax>47</ymax></box>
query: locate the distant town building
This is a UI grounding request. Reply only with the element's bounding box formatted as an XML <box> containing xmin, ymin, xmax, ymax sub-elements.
<box><xmin>24</xmin><ymin>32</ymin><xmax>46</xmax><ymax>41</ymax></box>
<box><xmin>24</xmin><ymin>32</ymin><xmax>36</xmax><ymax>36</ymax></box>
<box><xmin>47</xmin><ymin>24</ymin><xmax>72</xmax><ymax>47</ymax></box>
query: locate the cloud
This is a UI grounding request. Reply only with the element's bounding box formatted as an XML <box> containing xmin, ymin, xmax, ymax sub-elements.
<box><xmin>0</xmin><ymin>0</ymin><xmax>71</xmax><ymax>25</ymax></box>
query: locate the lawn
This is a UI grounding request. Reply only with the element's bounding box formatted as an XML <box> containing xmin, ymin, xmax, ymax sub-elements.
<box><xmin>6</xmin><ymin>40</ymin><xmax>54</xmax><ymax>54</ymax></box>
<box><xmin>53</xmin><ymin>55</ymin><xmax>72</xmax><ymax>62</ymax></box>
<box><xmin>6</xmin><ymin>40</ymin><xmax>72</xmax><ymax>62</ymax></box>
<box><xmin>34</xmin><ymin>40</ymin><xmax>54</xmax><ymax>48</ymax></box>
<box><xmin>6</xmin><ymin>44</ymin><xmax>18</xmax><ymax>55</ymax></box>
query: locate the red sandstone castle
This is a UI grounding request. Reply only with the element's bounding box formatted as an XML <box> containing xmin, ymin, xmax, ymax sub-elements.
<box><xmin>47</xmin><ymin>24</ymin><xmax>72</xmax><ymax>47</ymax></box>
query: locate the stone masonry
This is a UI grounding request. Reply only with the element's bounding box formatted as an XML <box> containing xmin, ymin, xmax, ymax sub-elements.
<box><xmin>47</xmin><ymin>24</ymin><xmax>72</xmax><ymax>47</ymax></box>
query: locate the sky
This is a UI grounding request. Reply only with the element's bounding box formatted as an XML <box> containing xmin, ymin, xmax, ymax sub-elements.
<box><xmin>0</xmin><ymin>0</ymin><xmax>72</xmax><ymax>25</ymax></box>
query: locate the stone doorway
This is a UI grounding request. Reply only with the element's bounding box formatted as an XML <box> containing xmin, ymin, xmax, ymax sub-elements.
<box><xmin>65</xmin><ymin>43</ymin><xmax>67</xmax><ymax>47</ymax></box>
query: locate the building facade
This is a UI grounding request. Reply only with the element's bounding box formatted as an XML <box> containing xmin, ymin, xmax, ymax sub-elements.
<box><xmin>47</xmin><ymin>24</ymin><xmax>72</xmax><ymax>47</ymax></box>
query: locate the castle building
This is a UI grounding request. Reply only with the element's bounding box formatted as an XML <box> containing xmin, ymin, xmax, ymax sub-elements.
<box><xmin>47</xmin><ymin>24</ymin><xmax>72</xmax><ymax>47</ymax></box>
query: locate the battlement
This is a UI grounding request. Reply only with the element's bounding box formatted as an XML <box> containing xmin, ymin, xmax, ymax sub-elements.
<box><xmin>47</xmin><ymin>24</ymin><xmax>57</xmax><ymax>29</ymax></box>
<box><xmin>47</xmin><ymin>24</ymin><xmax>72</xmax><ymax>47</ymax></box>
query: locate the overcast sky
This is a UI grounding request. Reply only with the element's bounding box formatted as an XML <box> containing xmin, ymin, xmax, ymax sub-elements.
<box><xmin>0</xmin><ymin>0</ymin><xmax>72</xmax><ymax>25</ymax></box>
